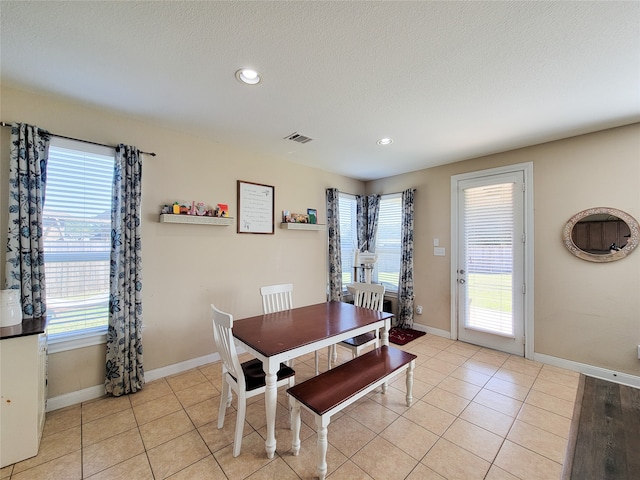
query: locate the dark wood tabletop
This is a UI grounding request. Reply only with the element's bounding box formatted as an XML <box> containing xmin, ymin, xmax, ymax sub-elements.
<box><xmin>0</xmin><ymin>316</ymin><xmax>48</xmax><ymax>340</ymax></box>
<box><xmin>232</xmin><ymin>301</ymin><xmax>393</xmax><ymax>357</ymax></box>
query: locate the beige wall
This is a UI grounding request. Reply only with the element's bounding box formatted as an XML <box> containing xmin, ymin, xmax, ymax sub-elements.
<box><xmin>2</xmin><ymin>86</ymin><xmax>639</xmax><ymax>400</ymax></box>
<box><xmin>368</xmin><ymin>123</ymin><xmax>640</xmax><ymax>376</ymax></box>
<box><xmin>0</xmin><ymin>87</ymin><xmax>364</xmax><ymax>397</ymax></box>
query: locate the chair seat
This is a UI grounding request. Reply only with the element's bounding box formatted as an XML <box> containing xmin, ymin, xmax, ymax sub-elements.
<box><xmin>233</xmin><ymin>358</ymin><xmax>295</xmax><ymax>391</ymax></box>
<box><xmin>341</xmin><ymin>332</ymin><xmax>377</xmax><ymax>347</ymax></box>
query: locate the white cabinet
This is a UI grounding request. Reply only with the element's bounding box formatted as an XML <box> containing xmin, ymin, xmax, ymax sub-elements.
<box><xmin>0</xmin><ymin>333</ymin><xmax>47</xmax><ymax>467</ymax></box>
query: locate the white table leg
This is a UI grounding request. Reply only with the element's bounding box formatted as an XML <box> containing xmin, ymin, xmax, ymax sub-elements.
<box><xmin>264</xmin><ymin>366</ymin><xmax>278</xmax><ymax>459</ymax></box>
<box><xmin>316</xmin><ymin>416</ymin><xmax>330</xmax><ymax>480</ymax></box>
<box><xmin>406</xmin><ymin>360</ymin><xmax>415</xmax><ymax>407</ymax></box>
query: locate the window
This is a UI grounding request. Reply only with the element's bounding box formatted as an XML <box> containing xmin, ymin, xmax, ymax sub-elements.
<box><xmin>43</xmin><ymin>138</ymin><xmax>114</xmax><ymax>347</ymax></box>
<box><xmin>338</xmin><ymin>193</ymin><xmax>357</xmax><ymax>285</ymax></box>
<box><xmin>373</xmin><ymin>193</ymin><xmax>402</xmax><ymax>292</ymax></box>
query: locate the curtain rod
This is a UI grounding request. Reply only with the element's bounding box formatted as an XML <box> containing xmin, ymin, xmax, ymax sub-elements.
<box><xmin>0</xmin><ymin>121</ymin><xmax>156</xmax><ymax>157</ymax></box>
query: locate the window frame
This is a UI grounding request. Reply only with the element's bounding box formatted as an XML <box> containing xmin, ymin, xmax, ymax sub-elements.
<box><xmin>372</xmin><ymin>193</ymin><xmax>402</xmax><ymax>293</ymax></box>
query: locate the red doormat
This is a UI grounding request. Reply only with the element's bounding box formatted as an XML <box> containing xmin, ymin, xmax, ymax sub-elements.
<box><xmin>389</xmin><ymin>327</ymin><xmax>426</xmax><ymax>346</ymax></box>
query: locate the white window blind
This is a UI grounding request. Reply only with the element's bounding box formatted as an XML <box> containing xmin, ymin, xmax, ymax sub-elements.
<box><xmin>463</xmin><ymin>182</ymin><xmax>514</xmax><ymax>336</ymax></box>
<box><xmin>43</xmin><ymin>139</ymin><xmax>114</xmax><ymax>339</ymax></box>
<box><xmin>338</xmin><ymin>193</ymin><xmax>357</xmax><ymax>285</ymax></box>
<box><xmin>373</xmin><ymin>193</ymin><xmax>402</xmax><ymax>292</ymax></box>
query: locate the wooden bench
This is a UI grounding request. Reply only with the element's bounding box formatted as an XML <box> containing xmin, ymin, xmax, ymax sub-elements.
<box><xmin>287</xmin><ymin>345</ymin><xmax>417</xmax><ymax>480</ymax></box>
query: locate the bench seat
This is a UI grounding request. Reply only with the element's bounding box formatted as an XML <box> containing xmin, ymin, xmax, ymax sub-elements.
<box><xmin>287</xmin><ymin>345</ymin><xmax>417</xmax><ymax>479</ymax></box>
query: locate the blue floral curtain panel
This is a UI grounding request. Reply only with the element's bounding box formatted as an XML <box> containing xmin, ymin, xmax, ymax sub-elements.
<box><xmin>5</xmin><ymin>123</ymin><xmax>50</xmax><ymax>318</ymax></box>
<box><xmin>356</xmin><ymin>194</ymin><xmax>380</xmax><ymax>252</ymax></box>
<box><xmin>397</xmin><ymin>188</ymin><xmax>416</xmax><ymax>328</ymax></box>
<box><xmin>106</xmin><ymin>144</ymin><xmax>144</xmax><ymax>396</ymax></box>
<box><xmin>326</xmin><ymin>188</ymin><xmax>342</xmax><ymax>301</ymax></box>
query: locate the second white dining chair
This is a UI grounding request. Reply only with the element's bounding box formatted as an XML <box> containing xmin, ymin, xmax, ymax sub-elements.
<box><xmin>260</xmin><ymin>283</ymin><xmax>321</xmax><ymax>375</ymax></box>
<box><xmin>211</xmin><ymin>304</ymin><xmax>295</xmax><ymax>457</ymax></box>
<box><xmin>338</xmin><ymin>282</ymin><xmax>386</xmax><ymax>358</ymax></box>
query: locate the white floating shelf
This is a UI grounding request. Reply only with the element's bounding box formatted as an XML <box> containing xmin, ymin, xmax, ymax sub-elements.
<box><xmin>280</xmin><ymin>222</ymin><xmax>326</xmax><ymax>231</ymax></box>
<box><xmin>159</xmin><ymin>214</ymin><xmax>233</xmax><ymax>226</ymax></box>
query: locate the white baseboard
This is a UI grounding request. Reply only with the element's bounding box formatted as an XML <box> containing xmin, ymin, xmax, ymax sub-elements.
<box><xmin>47</xmin><ymin>352</ymin><xmax>222</xmax><ymax>412</ymax></box>
<box><xmin>534</xmin><ymin>353</ymin><xmax>640</xmax><ymax>389</ymax></box>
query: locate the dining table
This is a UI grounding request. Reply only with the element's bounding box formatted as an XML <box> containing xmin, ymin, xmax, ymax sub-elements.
<box><xmin>232</xmin><ymin>300</ymin><xmax>394</xmax><ymax>458</ymax></box>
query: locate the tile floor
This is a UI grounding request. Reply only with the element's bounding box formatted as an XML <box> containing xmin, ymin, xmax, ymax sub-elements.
<box><xmin>0</xmin><ymin>334</ymin><xmax>580</xmax><ymax>480</ymax></box>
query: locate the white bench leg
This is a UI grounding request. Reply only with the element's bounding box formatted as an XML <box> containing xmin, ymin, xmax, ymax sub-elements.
<box><xmin>291</xmin><ymin>399</ymin><xmax>301</xmax><ymax>456</ymax></box>
<box><xmin>316</xmin><ymin>416</ymin><xmax>330</xmax><ymax>480</ymax></box>
<box><xmin>406</xmin><ymin>360</ymin><xmax>415</xmax><ymax>407</ymax></box>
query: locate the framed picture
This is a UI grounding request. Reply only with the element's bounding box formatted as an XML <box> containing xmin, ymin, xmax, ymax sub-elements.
<box><xmin>237</xmin><ymin>180</ymin><xmax>275</xmax><ymax>234</ymax></box>
<box><xmin>307</xmin><ymin>208</ymin><xmax>317</xmax><ymax>224</ymax></box>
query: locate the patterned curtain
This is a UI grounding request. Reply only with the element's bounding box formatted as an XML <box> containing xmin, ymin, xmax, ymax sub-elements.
<box><xmin>5</xmin><ymin>123</ymin><xmax>50</xmax><ymax>319</ymax></box>
<box><xmin>356</xmin><ymin>194</ymin><xmax>381</xmax><ymax>252</ymax></box>
<box><xmin>106</xmin><ymin>145</ymin><xmax>144</xmax><ymax>396</ymax></box>
<box><xmin>326</xmin><ymin>188</ymin><xmax>342</xmax><ymax>301</ymax></box>
<box><xmin>397</xmin><ymin>188</ymin><xmax>416</xmax><ymax>328</ymax></box>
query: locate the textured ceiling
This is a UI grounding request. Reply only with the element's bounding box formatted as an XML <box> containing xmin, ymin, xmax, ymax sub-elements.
<box><xmin>1</xmin><ymin>1</ymin><xmax>639</xmax><ymax>181</ymax></box>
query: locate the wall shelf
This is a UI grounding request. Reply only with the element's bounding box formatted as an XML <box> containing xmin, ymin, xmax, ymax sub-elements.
<box><xmin>280</xmin><ymin>223</ymin><xmax>326</xmax><ymax>231</ymax></box>
<box><xmin>159</xmin><ymin>214</ymin><xmax>233</xmax><ymax>226</ymax></box>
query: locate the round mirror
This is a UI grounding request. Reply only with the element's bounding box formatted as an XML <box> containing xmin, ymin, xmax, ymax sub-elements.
<box><xmin>562</xmin><ymin>207</ymin><xmax>639</xmax><ymax>262</ymax></box>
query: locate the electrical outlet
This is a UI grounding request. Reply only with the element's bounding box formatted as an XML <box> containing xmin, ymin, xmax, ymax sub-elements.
<box><xmin>416</xmin><ymin>305</ymin><xmax>423</xmax><ymax>315</ymax></box>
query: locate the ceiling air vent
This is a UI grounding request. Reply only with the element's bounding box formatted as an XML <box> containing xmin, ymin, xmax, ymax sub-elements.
<box><xmin>284</xmin><ymin>132</ymin><xmax>314</xmax><ymax>144</ymax></box>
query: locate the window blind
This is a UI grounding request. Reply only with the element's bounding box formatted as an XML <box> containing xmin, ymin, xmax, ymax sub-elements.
<box><xmin>338</xmin><ymin>193</ymin><xmax>357</xmax><ymax>285</ymax></box>
<box><xmin>373</xmin><ymin>193</ymin><xmax>402</xmax><ymax>292</ymax></box>
<box><xmin>43</xmin><ymin>141</ymin><xmax>114</xmax><ymax>338</ymax></box>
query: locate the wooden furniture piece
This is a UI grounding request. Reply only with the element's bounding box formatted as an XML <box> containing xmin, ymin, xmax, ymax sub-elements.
<box><xmin>338</xmin><ymin>283</ymin><xmax>386</xmax><ymax>360</ymax></box>
<box><xmin>0</xmin><ymin>317</ymin><xmax>48</xmax><ymax>468</ymax></box>
<box><xmin>288</xmin><ymin>346</ymin><xmax>417</xmax><ymax>480</ymax></box>
<box><xmin>232</xmin><ymin>301</ymin><xmax>393</xmax><ymax>458</ymax></box>
<box><xmin>210</xmin><ymin>304</ymin><xmax>295</xmax><ymax>457</ymax></box>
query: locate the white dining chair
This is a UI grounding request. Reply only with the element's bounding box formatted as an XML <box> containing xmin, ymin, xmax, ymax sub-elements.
<box><xmin>260</xmin><ymin>283</ymin><xmax>322</xmax><ymax>375</ymax></box>
<box><xmin>211</xmin><ymin>304</ymin><xmax>295</xmax><ymax>457</ymax></box>
<box><xmin>338</xmin><ymin>282</ymin><xmax>386</xmax><ymax>359</ymax></box>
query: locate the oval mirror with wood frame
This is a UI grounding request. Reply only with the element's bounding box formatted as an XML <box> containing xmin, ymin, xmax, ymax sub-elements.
<box><xmin>562</xmin><ymin>207</ymin><xmax>639</xmax><ymax>262</ymax></box>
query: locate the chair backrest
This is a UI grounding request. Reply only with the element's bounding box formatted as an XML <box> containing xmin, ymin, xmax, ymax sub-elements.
<box><xmin>211</xmin><ymin>304</ymin><xmax>245</xmax><ymax>389</ymax></box>
<box><xmin>260</xmin><ymin>283</ymin><xmax>293</xmax><ymax>314</ymax></box>
<box><xmin>347</xmin><ymin>282</ymin><xmax>386</xmax><ymax>311</ymax></box>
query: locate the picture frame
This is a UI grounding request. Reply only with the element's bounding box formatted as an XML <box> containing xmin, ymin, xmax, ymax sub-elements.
<box><xmin>237</xmin><ymin>180</ymin><xmax>275</xmax><ymax>234</ymax></box>
<box><xmin>307</xmin><ymin>208</ymin><xmax>317</xmax><ymax>224</ymax></box>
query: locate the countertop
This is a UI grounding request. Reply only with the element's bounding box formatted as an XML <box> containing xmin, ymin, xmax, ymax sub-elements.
<box><xmin>0</xmin><ymin>317</ymin><xmax>48</xmax><ymax>340</ymax></box>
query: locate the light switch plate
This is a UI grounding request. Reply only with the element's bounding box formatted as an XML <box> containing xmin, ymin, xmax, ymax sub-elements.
<box><xmin>434</xmin><ymin>247</ymin><xmax>446</xmax><ymax>256</ymax></box>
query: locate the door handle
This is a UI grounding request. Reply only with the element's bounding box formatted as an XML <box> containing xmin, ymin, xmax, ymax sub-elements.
<box><xmin>459</xmin><ymin>279</ymin><xmax>466</xmax><ymax>284</ymax></box>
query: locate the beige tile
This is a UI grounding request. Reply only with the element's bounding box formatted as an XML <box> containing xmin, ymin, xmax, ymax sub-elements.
<box><xmin>245</xmin><ymin>456</ymin><xmax>301</xmax><ymax>480</ymax></box>
<box><xmin>506</xmin><ymin>420</ymin><xmax>568</xmax><ymax>464</ymax></box>
<box><xmin>422</xmin><ymin>357</ymin><xmax>459</xmax><ymax>376</ymax></box>
<box><xmin>347</xmin><ymin>398</ymin><xmax>400</xmax><ymax>433</ymax></box>
<box><xmin>0</xmin><ymin>465</ymin><xmax>12</xmax><ymax>480</ymax></box>
<box><xmin>471</xmin><ymin>350</ymin><xmax>509</xmax><ymax>367</ymax></box>
<box><xmin>422</xmin><ymin>438</ymin><xmax>490</xmax><ymax>480</ymax></box>
<box><xmin>368</xmin><ymin>383</ymin><xmax>414</xmax><ymax>414</ymax></box>
<box><xmin>434</xmin><ymin>350</ymin><xmax>468</xmax><ymax>366</ymax></box>
<box><xmin>494</xmin><ymin>440</ymin><xmax>563</xmax><ymax>480</ymax></box>
<box><xmin>500</xmin><ymin>358</ymin><xmax>542</xmax><ymax>377</ymax></box>
<box><xmin>443</xmin><ymin>418</ymin><xmax>504</xmax><ymax>462</ymax></box>
<box><xmin>199</xmin><ymin>363</ymin><xmax>224</xmax><ymax>382</ymax></box>
<box><xmin>473</xmin><ymin>389</ymin><xmax>523</xmax><ymax>417</ymax></box>
<box><xmin>166</xmin><ymin>368</ymin><xmax>209</xmax><ymax>392</ymax></box>
<box><xmin>165</xmin><ymin>455</ymin><xmax>227</xmax><ymax>480</ymax></box>
<box><xmin>493</xmin><ymin>368</ymin><xmax>536</xmax><ymax>389</ymax></box>
<box><xmin>460</xmin><ymin>402</ymin><xmax>515</xmax><ymax>437</ymax></box>
<box><xmin>380</xmin><ymin>416</ymin><xmax>438</xmax><ymax>461</ymax></box>
<box><xmin>82</xmin><ymin>408</ymin><xmax>137</xmax><ymax>447</ymax></box>
<box><xmin>524</xmin><ymin>389</ymin><xmax>575</xmax><ymax>418</ymax></box>
<box><xmin>326</xmin><ymin>459</ymin><xmax>375</xmax><ymax>479</ymax></box>
<box><xmin>517</xmin><ymin>403</ymin><xmax>572</xmax><ymax>439</ymax></box>
<box><xmin>402</xmin><ymin>399</ymin><xmax>456</xmax><ymax>436</ymax></box>
<box><xmin>412</xmin><ymin>365</ymin><xmax>448</xmax><ymax>385</ymax></box>
<box><xmin>133</xmin><ymin>392</ymin><xmax>182</xmax><ymax>425</ymax></box>
<box><xmin>437</xmin><ymin>375</ymin><xmax>482</xmax><ymax>400</ymax></box>
<box><xmin>42</xmin><ymin>404</ymin><xmax>81</xmax><ymax>437</ymax></box>
<box><xmin>405</xmin><ymin>462</ymin><xmax>447</xmax><ymax>480</ymax></box>
<box><xmin>256</xmin><ymin>408</ymin><xmax>316</xmax><ymax>456</ymax></box>
<box><xmin>485</xmin><ymin>465</ymin><xmax>521</xmax><ymax>480</ymax></box>
<box><xmin>139</xmin><ymin>409</ymin><xmax>195</xmax><ymax>450</ymax></box>
<box><xmin>462</xmin><ymin>359</ymin><xmax>500</xmax><ymax>377</ymax></box>
<box><xmin>84</xmin><ymin>453</ymin><xmax>153</xmax><ymax>480</ymax></box>
<box><xmin>532</xmin><ymin>378</ymin><xmax>577</xmax><ymax>403</ymax></box>
<box><xmin>537</xmin><ymin>368</ymin><xmax>580</xmax><ymax>389</ymax></box>
<box><xmin>444</xmin><ymin>342</ymin><xmax>481</xmax><ymax>358</ymax></box>
<box><xmin>389</xmin><ymin>376</ymin><xmax>434</xmax><ymax>400</ymax></box>
<box><xmin>351</xmin><ymin>436</ymin><xmax>418</xmax><ymax>480</ymax></box>
<box><xmin>484</xmin><ymin>376</ymin><xmax>530</xmax><ymax>401</ymax></box>
<box><xmin>198</xmin><ymin>412</ymin><xmax>254</xmax><ymax>454</ymax></box>
<box><xmin>174</xmin><ymin>380</ymin><xmax>220</xmax><ymax>408</ymax></box>
<box><xmin>450</xmin><ymin>365</ymin><xmax>492</xmax><ymax>387</ymax></box>
<box><xmin>422</xmin><ymin>387</ymin><xmax>470</xmax><ymax>416</ymax></box>
<box><xmin>129</xmin><ymin>378</ymin><xmax>174</xmax><ymax>407</ymax></box>
<box><xmin>322</xmin><ymin>414</ymin><xmax>377</xmax><ymax>457</ymax></box>
<box><xmin>83</xmin><ymin>428</ymin><xmax>145</xmax><ymax>478</ymax></box>
<box><xmin>13</xmin><ymin>425</ymin><xmax>81</xmax><ymax>473</ymax></box>
<box><xmin>243</xmin><ymin>397</ymin><xmax>290</xmax><ymax>431</ymax></box>
<box><xmin>11</xmin><ymin>450</ymin><xmax>81</xmax><ymax>480</ymax></box>
<box><xmin>147</xmin><ymin>430</ymin><xmax>210</xmax><ymax>479</ymax></box>
<box><xmin>82</xmin><ymin>395</ymin><xmax>132</xmax><ymax>424</ymax></box>
<box><xmin>281</xmin><ymin>434</ymin><xmax>347</xmax><ymax>480</ymax></box>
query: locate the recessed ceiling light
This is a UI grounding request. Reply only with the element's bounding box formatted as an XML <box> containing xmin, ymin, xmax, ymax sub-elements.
<box><xmin>235</xmin><ymin>68</ymin><xmax>261</xmax><ymax>85</ymax></box>
<box><xmin>377</xmin><ymin>138</ymin><xmax>393</xmax><ymax>146</ymax></box>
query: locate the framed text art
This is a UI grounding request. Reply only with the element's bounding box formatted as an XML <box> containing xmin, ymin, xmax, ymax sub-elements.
<box><xmin>237</xmin><ymin>180</ymin><xmax>275</xmax><ymax>234</ymax></box>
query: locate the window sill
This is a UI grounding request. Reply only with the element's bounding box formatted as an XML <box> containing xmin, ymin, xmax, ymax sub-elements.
<box><xmin>47</xmin><ymin>329</ymin><xmax>107</xmax><ymax>354</ymax></box>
